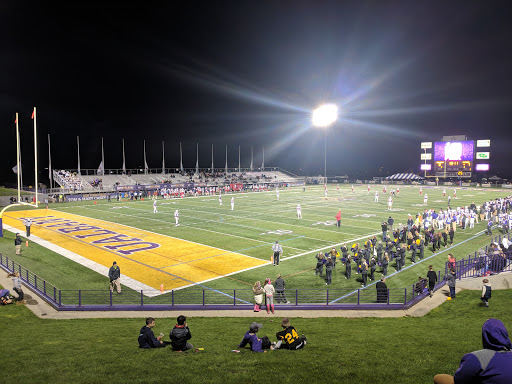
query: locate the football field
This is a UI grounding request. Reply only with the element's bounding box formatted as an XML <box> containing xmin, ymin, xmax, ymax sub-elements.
<box><xmin>2</xmin><ymin>184</ymin><xmax>510</xmax><ymax>294</ymax></box>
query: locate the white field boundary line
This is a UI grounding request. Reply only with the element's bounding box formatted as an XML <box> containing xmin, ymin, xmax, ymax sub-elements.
<box><xmin>2</xmin><ymin>224</ymin><xmax>163</xmax><ymax>297</ymax></box>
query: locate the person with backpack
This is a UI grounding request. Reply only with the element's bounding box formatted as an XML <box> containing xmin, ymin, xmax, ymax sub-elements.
<box><xmin>481</xmin><ymin>279</ymin><xmax>492</xmax><ymax>307</ymax></box>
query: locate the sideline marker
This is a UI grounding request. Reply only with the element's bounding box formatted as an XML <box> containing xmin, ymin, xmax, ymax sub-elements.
<box><xmin>26</xmin><ymin>240</ymin><xmax>28</xmax><ymax>247</ymax></box>
<box><xmin>160</xmin><ymin>284</ymin><xmax>164</xmax><ymax>293</ymax></box>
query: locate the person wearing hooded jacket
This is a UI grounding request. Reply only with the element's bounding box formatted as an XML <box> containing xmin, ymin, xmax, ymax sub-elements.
<box><xmin>434</xmin><ymin>318</ymin><xmax>512</xmax><ymax>384</ymax></box>
<box><xmin>170</xmin><ymin>315</ymin><xmax>193</xmax><ymax>351</ymax></box>
<box><xmin>138</xmin><ymin>317</ymin><xmax>166</xmax><ymax>349</ymax></box>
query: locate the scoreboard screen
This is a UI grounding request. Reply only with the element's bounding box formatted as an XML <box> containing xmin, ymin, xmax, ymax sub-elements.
<box><xmin>434</xmin><ymin>141</ymin><xmax>474</xmax><ymax>172</ymax></box>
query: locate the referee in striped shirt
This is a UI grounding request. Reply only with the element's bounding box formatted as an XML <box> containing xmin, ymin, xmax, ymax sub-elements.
<box><xmin>272</xmin><ymin>241</ymin><xmax>283</xmax><ymax>266</ymax></box>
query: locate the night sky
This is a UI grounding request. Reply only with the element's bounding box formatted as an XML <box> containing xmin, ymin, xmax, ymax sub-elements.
<box><xmin>2</xmin><ymin>1</ymin><xmax>512</xmax><ymax>185</ymax></box>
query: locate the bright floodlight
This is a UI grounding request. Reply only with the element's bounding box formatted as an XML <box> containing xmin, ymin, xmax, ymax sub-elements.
<box><xmin>312</xmin><ymin>104</ymin><xmax>338</xmax><ymax>127</ymax></box>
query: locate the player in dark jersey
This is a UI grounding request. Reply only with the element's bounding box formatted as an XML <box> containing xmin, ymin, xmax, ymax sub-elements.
<box><xmin>274</xmin><ymin>318</ymin><xmax>307</xmax><ymax>350</ymax></box>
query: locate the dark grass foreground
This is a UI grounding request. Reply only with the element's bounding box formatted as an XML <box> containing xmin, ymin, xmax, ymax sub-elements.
<box><xmin>1</xmin><ymin>289</ymin><xmax>511</xmax><ymax>384</ymax></box>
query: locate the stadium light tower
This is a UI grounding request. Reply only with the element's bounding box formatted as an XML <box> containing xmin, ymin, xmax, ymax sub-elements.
<box><xmin>312</xmin><ymin>104</ymin><xmax>338</xmax><ymax>180</ymax></box>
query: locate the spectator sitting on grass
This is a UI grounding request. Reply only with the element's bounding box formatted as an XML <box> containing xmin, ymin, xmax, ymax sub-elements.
<box><xmin>275</xmin><ymin>318</ymin><xmax>307</xmax><ymax>350</ymax></box>
<box><xmin>138</xmin><ymin>317</ymin><xmax>166</xmax><ymax>349</ymax></box>
<box><xmin>238</xmin><ymin>322</ymin><xmax>272</xmax><ymax>352</ymax></box>
<box><xmin>433</xmin><ymin>318</ymin><xmax>512</xmax><ymax>384</ymax></box>
<box><xmin>0</xmin><ymin>289</ymin><xmax>13</xmax><ymax>305</ymax></box>
<box><xmin>170</xmin><ymin>315</ymin><xmax>193</xmax><ymax>352</ymax></box>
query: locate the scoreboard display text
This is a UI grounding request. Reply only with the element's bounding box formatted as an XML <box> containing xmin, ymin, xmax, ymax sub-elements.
<box><xmin>434</xmin><ymin>141</ymin><xmax>474</xmax><ymax>173</ymax></box>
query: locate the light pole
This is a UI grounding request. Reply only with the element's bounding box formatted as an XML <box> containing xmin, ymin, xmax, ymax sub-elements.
<box><xmin>312</xmin><ymin>104</ymin><xmax>338</xmax><ymax>181</ymax></box>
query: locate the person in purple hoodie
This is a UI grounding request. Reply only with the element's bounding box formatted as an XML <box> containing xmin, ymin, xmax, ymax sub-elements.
<box><xmin>238</xmin><ymin>322</ymin><xmax>272</xmax><ymax>352</ymax></box>
<box><xmin>434</xmin><ymin>318</ymin><xmax>512</xmax><ymax>383</ymax></box>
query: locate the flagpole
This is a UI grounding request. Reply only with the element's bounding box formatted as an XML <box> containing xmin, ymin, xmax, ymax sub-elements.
<box><xmin>225</xmin><ymin>145</ymin><xmax>228</xmax><ymax>173</ymax></box>
<box><xmin>262</xmin><ymin>146</ymin><xmax>265</xmax><ymax>169</ymax></box>
<box><xmin>48</xmin><ymin>134</ymin><xmax>53</xmax><ymax>189</ymax></box>
<box><xmin>238</xmin><ymin>145</ymin><xmax>241</xmax><ymax>172</ymax></box>
<box><xmin>33</xmin><ymin>107</ymin><xmax>38</xmax><ymax>206</ymax></box>
<box><xmin>101</xmin><ymin>137</ymin><xmax>105</xmax><ymax>175</ymax></box>
<box><xmin>162</xmin><ymin>141</ymin><xmax>165</xmax><ymax>174</ymax></box>
<box><xmin>15</xmin><ymin>113</ymin><xmax>21</xmax><ymax>202</ymax></box>
<box><xmin>144</xmin><ymin>140</ymin><xmax>147</xmax><ymax>175</ymax></box>
<box><xmin>122</xmin><ymin>138</ymin><xmax>126</xmax><ymax>174</ymax></box>
<box><xmin>250</xmin><ymin>146</ymin><xmax>253</xmax><ymax>171</ymax></box>
<box><xmin>180</xmin><ymin>142</ymin><xmax>183</xmax><ymax>172</ymax></box>
<box><xmin>196</xmin><ymin>143</ymin><xmax>199</xmax><ymax>174</ymax></box>
<box><xmin>77</xmin><ymin>136</ymin><xmax>81</xmax><ymax>175</ymax></box>
<box><xmin>211</xmin><ymin>144</ymin><xmax>214</xmax><ymax>171</ymax></box>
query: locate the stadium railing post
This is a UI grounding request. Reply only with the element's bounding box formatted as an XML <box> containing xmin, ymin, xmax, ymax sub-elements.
<box><xmin>172</xmin><ymin>290</ymin><xmax>174</xmax><ymax>306</ymax></box>
<box><xmin>109</xmin><ymin>290</ymin><xmax>112</xmax><ymax>307</ymax></box>
<box><xmin>78</xmin><ymin>290</ymin><xmax>81</xmax><ymax>307</ymax></box>
<box><xmin>295</xmin><ymin>290</ymin><xmax>298</xmax><ymax>305</ymax></box>
<box><xmin>326</xmin><ymin>289</ymin><xmax>329</xmax><ymax>305</ymax></box>
<box><xmin>233</xmin><ymin>290</ymin><xmax>236</xmax><ymax>306</ymax></box>
<box><xmin>357</xmin><ymin>289</ymin><xmax>360</xmax><ymax>305</ymax></box>
<box><xmin>387</xmin><ymin>289</ymin><xmax>390</xmax><ymax>305</ymax></box>
<box><xmin>54</xmin><ymin>287</ymin><xmax>56</xmax><ymax>302</ymax></box>
<box><xmin>202</xmin><ymin>290</ymin><xmax>205</xmax><ymax>306</ymax></box>
<box><xmin>34</xmin><ymin>275</ymin><xmax>37</xmax><ymax>290</ymax></box>
<box><xmin>140</xmin><ymin>290</ymin><xmax>143</xmax><ymax>307</ymax></box>
<box><xmin>43</xmin><ymin>280</ymin><xmax>46</xmax><ymax>296</ymax></box>
<box><xmin>58</xmin><ymin>290</ymin><xmax>61</xmax><ymax>306</ymax></box>
<box><xmin>404</xmin><ymin>288</ymin><xmax>407</xmax><ymax>305</ymax></box>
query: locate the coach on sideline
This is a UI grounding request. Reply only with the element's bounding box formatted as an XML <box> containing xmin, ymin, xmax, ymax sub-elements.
<box><xmin>109</xmin><ymin>261</ymin><xmax>122</xmax><ymax>294</ymax></box>
<box><xmin>272</xmin><ymin>241</ymin><xmax>283</xmax><ymax>266</ymax></box>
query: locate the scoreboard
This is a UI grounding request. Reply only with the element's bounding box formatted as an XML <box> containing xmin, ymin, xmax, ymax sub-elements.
<box><xmin>433</xmin><ymin>141</ymin><xmax>474</xmax><ymax>176</ymax></box>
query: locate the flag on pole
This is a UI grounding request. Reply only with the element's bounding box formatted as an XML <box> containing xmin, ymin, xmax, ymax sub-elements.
<box><xmin>12</xmin><ymin>165</ymin><xmax>18</xmax><ymax>174</ymax></box>
<box><xmin>122</xmin><ymin>139</ymin><xmax>126</xmax><ymax>174</ymax></box>
<box><xmin>97</xmin><ymin>161</ymin><xmax>104</xmax><ymax>175</ymax></box>
<box><xmin>250</xmin><ymin>146</ymin><xmax>254</xmax><ymax>171</ymax></box>
<box><xmin>143</xmin><ymin>140</ymin><xmax>148</xmax><ymax>174</ymax></box>
<box><xmin>211</xmin><ymin>144</ymin><xmax>214</xmax><ymax>171</ymax></box>
<box><xmin>180</xmin><ymin>142</ymin><xmax>184</xmax><ymax>172</ymax></box>
<box><xmin>101</xmin><ymin>137</ymin><xmax>105</xmax><ymax>175</ymax></box>
<box><xmin>14</xmin><ymin>117</ymin><xmax>17</xmax><ymax>124</ymax></box>
<box><xmin>31</xmin><ymin>109</ymin><xmax>35</xmax><ymax>119</ymax></box>
<box><xmin>195</xmin><ymin>143</ymin><xmax>199</xmax><ymax>174</ymax></box>
<box><xmin>262</xmin><ymin>146</ymin><xmax>265</xmax><ymax>169</ymax></box>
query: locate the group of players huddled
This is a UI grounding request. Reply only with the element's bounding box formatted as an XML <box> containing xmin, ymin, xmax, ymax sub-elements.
<box><xmin>313</xmin><ymin>187</ymin><xmax>512</xmax><ymax>287</ymax></box>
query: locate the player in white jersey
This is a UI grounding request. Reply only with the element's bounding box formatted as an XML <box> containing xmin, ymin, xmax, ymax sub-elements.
<box><xmin>388</xmin><ymin>196</ymin><xmax>393</xmax><ymax>210</ymax></box>
<box><xmin>424</xmin><ymin>194</ymin><xmax>428</xmax><ymax>206</ymax></box>
<box><xmin>153</xmin><ymin>200</ymin><xmax>158</xmax><ymax>213</ymax></box>
<box><xmin>419</xmin><ymin>187</ymin><xmax>423</xmax><ymax>196</ymax></box>
<box><xmin>453</xmin><ymin>189</ymin><xmax>457</xmax><ymax>198</ymax></box>
<box><xmin>351</xmin><ymin>185</ymin><xmax>354</xmax><ymax>192</ymax></box>
<box><xmin>383</xmin><ymin>185</ymin><xmax>387</xmax><ymax>194</ymax></box>
<box><xmin>276</xmin><ymin>188</ymin><xmax>280</xmax><ymax>200</ymax></box>
<box><xmin>174</xmin><ymin>210</ymin><xmax>179</xmax><ymax>226</ymax></box>
<box><xmin>469</xmin><ymin>212</ymin><xmax>475</xmax><ymax>228</ymax></box>
<box><xmin>396</xmin><ymin>186</ymin><xmax>400</xmax><ymax>195</ymax></box>
<box><xmin>297</xmin><ymin>204</ymin><xmax>302</xmax><ymax>219</ymax></box>
<box><xmin>337</xmin><ymin>184</ymin><xmax>339</xmax><ymax>193</ymax></box>
<box><xmin>219</xmin><ymin>194</ymin><xmax>222</xmax><ymax>206</ymax></box>
<box><xmin>367</xmin><ymin>185</ymin><xmax>370</xmax><ymax>193</ymax></box>
<box><xmin>324</xmin><ymin>188</ymin><xmax>327</xmax><ymax>198</ymax></box>
<box><xmin>443</xmin><ymin>188</ymin><xmax>446</xmax><ymax>197</ymax></box>
<box><xmin>375</xmin><ymin>191</ymin><xmax>379</xmax><ymax>202</ymax></box>
<box><xmin>231</xmin><ymin>197</ymin><xmax>234</xmax><ymax>211</ymax></box>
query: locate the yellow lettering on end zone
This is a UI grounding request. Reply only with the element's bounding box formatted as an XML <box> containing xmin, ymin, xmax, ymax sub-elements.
<box><xmin>4</xmin><ymin>210</ymin><xmax>266</xmax><ymax>290</ymax></box>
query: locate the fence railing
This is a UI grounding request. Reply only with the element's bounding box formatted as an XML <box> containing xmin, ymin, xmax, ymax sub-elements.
<box><xmin>1</xmin><ymin>253</ymin><xmax>444</xmax><ymax>311</ymax></box>
<box><xmin>444</xmin><ymin>233</ymin><xmax>512</xmax><ymax>280</ymax></box>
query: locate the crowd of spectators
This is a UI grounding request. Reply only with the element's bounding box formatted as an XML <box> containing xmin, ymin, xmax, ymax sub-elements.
<box><xmin>55</xmin><ymin>170</ymin><xmax>83</xmax><ymax>190</ymax></box>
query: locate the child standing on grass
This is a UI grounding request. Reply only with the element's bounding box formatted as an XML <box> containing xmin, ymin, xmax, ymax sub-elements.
<box><xmin>264</xmin><ymin>278</ymin><xmax>275</xmax><ymax>314</ymax></box>
<box><xmin>481</xmin><ymin>279</ymin><xmax>492</xmax><ymax>307</ymax></box>
<box><xmin>252</xmin><ymin>281</ymin><xmax>264</xmax><ymax>312</ymax></box>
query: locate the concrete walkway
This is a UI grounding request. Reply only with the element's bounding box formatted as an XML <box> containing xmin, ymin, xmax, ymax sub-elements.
<box><xmin>6</xmin><ymin>270</ymin><xmax>508</xmax><ymax>319</ymax></box>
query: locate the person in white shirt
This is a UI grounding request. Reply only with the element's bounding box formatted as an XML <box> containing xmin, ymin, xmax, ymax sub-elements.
<box><xmin>231</xmin><ymin>197</ymin><xmax>235</xmax><ymax>211</ymax></box>
<box><xmin>324</xmin><ymin>188</ymin><xmax>327</xmax><ymax>198</ymax></box>
<box><xmin>276</xmin><ymin>188</ymin><xmax>280</xmax><ymax>201</ymax></box>
<box><xmin>375</xmin><ymin>191</ymin><xmax>379</xmax><ymax>202</ymax></box>
<box><xmin>174</xmin><ymin>210</ymin><xmax>179</xmax><ymax>226</ymax></box>
<box><xmin>297</xmin><ymin>204</ymin><xmax>302</xmax><ymax>219</ymax></box>
<box><xmin>153</xmin><ymin>200</ymin><xmax>158</xmax><ymax>213</ymax></box>
<box><xmin>424</xmin><ymin>194</ymin><xmax>428</xmax><ymax>206</ymax></box>
<box><xmin>219</xmin><ymin>194</ymin><xmax>222</xmax><ymax>206</ymax></box>
<box><xmin>388</xmin><ymin>196</ymin><xmax>393</xmax><ymax>210</ymax></box>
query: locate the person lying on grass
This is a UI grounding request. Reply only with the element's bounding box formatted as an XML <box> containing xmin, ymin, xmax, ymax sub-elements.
<box><xmin>238</xmin><ymin>322</ymin><xmax>273</xmax><ymax>352</ymax></box>
<box><xmin>0</xmin><ymin>289</ymin><xmax>13</xmax><ymax>305</ymax></box>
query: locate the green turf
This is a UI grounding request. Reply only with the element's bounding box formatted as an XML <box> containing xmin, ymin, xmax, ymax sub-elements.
<box><xmin>0</xmin><ymin>187</ymin><xmax>32</xmax><ymax>196</ymax></box>
<box><xmin>0</xmin><ymin>184</ymin><xmax>508</xmax><ymax>300</ymax></box>
<box><xmin>0</xmin><ymin>288</ymin><xmax>510</xmax><ymax>384</ymax></box>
